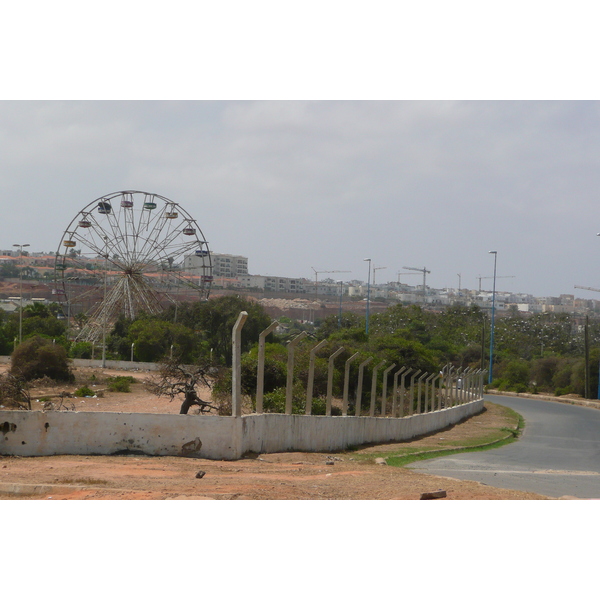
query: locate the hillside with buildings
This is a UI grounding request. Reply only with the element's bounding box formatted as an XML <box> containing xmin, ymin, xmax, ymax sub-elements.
<box><xmin>2</xmin><ymin>248</ymin><xmax>600</xmax><ymax>321</ymax></box>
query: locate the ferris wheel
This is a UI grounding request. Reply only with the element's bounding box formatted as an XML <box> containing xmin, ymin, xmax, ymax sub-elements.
<box><xmin>54</xmin><ymin>190</ymin><xmax>212</xmax><ymax>342</ymax></box>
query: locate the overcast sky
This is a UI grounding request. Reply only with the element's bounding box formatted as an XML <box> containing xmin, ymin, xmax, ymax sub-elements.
<box><xmin>2</xmin><ymin>100</ymin><xmax>600</xmax><ymax>298</ymax></box>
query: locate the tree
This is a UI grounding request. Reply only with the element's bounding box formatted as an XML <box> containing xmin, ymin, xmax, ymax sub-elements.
<box><xmin>125</xmin><ymin>318</ymin><xmax>200</xmax><ymax>362</ymax></box>
<box><xmin>10</xmin><ymin>335</ymin><xmax>74</xmax><ymax>382</ymax></box>
<box><xmin>146</xmin><ymin>357</ymin><xmax>217</xmax><ymax>414</ymax></box>
<box><xmin>0</xmin><ymin>372</ymin><xmax>31</xmax><ymax>410</ymax></box>
<box><xmin>171</xmin><ymin>296</ymin><xmax>272</xmax><ymax>366</ymax></box>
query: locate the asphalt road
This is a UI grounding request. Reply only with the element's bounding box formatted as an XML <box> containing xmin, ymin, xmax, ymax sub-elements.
<box><xmin>411</xmin><ymin>394</ymin><xmax>600</xmax><ymax>498</ymax></box>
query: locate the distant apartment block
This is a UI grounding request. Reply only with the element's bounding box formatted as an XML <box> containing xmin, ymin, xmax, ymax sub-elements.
<box><xmin>238</xmin><ymin>275</ymin><xmax>307</xmax><ymax>294</ymax></box>
<box><xmin>183</xmin><ymin>253</ymin><xmax>248</xmax><ymax>278</ymax></box>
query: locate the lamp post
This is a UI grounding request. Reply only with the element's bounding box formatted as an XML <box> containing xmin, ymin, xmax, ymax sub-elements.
<box><xmin>101</xmin><ymin>237</ymin><xmax>108</xmax><ymax>368</ymax></box>
<box><xmin>65</xmin><ymin>276</ymin><xmax>79</xmax><ymax>341</ymax></box>
<box><xmin>364</xmin><ymin>258</ymin><xmax>372</xmax><ymax>335</ymax></box>
<box><xmin>12</xmin><ymin>243</ymin><xmax>30</xmax><ymax>344</ymax></box>
<box><xmin>488</xmin><ymin>250</ymin><xmax>498</xmax><ymax>384</ymax></box>
<box><xmin>337</xmin><ymin>280</ymin><xmax>343</xmax><ymax>328</ymax></box>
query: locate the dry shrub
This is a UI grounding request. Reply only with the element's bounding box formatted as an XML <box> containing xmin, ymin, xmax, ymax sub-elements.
<box><xmin>0</xmin><ymin>372</ymin><xmax>31</xmax><ymax>410</ymax></box>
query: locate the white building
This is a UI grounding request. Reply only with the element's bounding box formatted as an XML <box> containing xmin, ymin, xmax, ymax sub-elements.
<box><xmin>184</xmin><ymin>253</ymin><xmax>248</xmax><ymax>278</ymax></box>
<box><xmin>238</xmin><ymin>275</ymin><xmax>306</xmax><ymax>293</ymax></box>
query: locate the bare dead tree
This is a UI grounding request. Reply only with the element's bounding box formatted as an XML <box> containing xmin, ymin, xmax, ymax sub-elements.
<box><xmin>43</xmin><ymin>391</ymin><xmax>76</xmax><ymax>412</ymax></box>
<box><xmin>146</xmin><ymin>357</ymin><xmax>218</xmax><ymax>414</ymax></box>
<box><xmin>0</xmin><ymin>373</ymin><xmax>32</xmax><ymax>410</ymax></box>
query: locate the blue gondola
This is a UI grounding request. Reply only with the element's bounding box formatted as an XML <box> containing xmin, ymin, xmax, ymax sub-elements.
<box><xmin>98</xmin><ymin>201</ymin><xmax>112</xmax><ymax>214</ymax></box>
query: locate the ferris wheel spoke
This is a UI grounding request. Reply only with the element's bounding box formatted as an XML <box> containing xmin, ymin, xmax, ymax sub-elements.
<box><xmin>129</xmin><ymin>274</ymin><xmax>163</xmax><ymax>314</ymax></box>
<box><xmin>64</xmin><ymin>229</ymin><xmax>103</xmax><ymax>259</ymax></box>
<box><xmin>133</xmin><ymin>202</ymin><xmax>175</xmax><ymax>265</ymax></box>
<box><xmin>104</xmin><ymin>212</ymin><xmax>125</xmax><ymax>245</ymax></box>
<box><xmin>73</xmin><ymin>215</ymin><xmax>118</xmax><ymax>265</ymax></box>
<box><xmin>145</xmin><ymin>227</ymin><xmax>198</xmax><ymax>265</ymax></box>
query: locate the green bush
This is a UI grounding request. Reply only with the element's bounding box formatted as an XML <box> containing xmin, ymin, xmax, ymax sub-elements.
<box><xmin>74</xmin><ymin>385</ymin><xmax>95</xmax><ymax>397</ymax></box>
<box><xmin>107</xmin><ymin>376</ymin><xmax>135</xmax><ymax>393</ymax></box>
<box><xmin>262</xmin><ymin>384</ymin><xmax>306</xmax><ymax>414</ymax></box>
<box><xmin>555</xmin><ymin>387</ymin><xmax>572</xmax><ymax>397</ymax></box>
<box><xmin>10</xmin><ymin>336</ymin><xmax>74</xmax><ymax>383</ymax></box>
<box><xmin>69</xmin><ymin>341</ymin><xmax>94</xmax><ymax>359</ymax></box>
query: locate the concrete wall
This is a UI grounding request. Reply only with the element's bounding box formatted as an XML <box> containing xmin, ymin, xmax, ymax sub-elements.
<box><xmin>0</xmin><ymin>410</ymin><xmax>240</xmax><ymax>459</ymax></box>
<box><xmin>0</xmin><ymin>399</ymin><xmax>483</xmax><ymax>460</ymax></box>
<box><xmin>70</xmin><ymin>358</ymin><xmax>160</xmax><ymax>370</ymax></box>
<box><xmin>0</xmin><ymin>355</ymin><xmax>159</xmax><ymax>370</ymax></box>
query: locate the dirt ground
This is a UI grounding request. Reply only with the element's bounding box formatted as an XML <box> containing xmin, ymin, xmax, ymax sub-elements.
<box><xmin>0</xmin><ymin>364</ymin><xmax>551</xmax><ymax>500</ymax></box>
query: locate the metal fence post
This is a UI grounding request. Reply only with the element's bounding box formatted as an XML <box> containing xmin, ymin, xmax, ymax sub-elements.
<box><xmin>380</xmin><ymin>363</ymin><xmax>396</xmax><ymax>417</ymax></box>
<box><xmin>391</xmin><ymin>366</ymin><xmax>407</xmax><ymax>418</ymax></box>
<box><xmin>286</xmin><ymin>331</ymin><xmax>308</xmax><ymax>414</ymax></box>
<box><xmin>256</xmin><ymin>320</ymin><xmax>279</xmax><ymax>414</ymax></box>
<box><xmin>370</xmin><ymin>360</ymin><xmax>386</xmax><ymax>417</ymax></box>
<box><xmin>326</xmin><ymin>347</ymin><xmax>344</xmax><ymax>416</ymax></box>
<box><xmin>409</xmin><ymin>369</ymin><xmax>421</xmax><ymax>416</ymax></box>
<box><xmin>306</xmin><ymin>339</ymin><xmax>327</xmax><ymax>415</ymax></box>
<box><xmin>342</xmin><ymin>352</ymin><xmax>359</xmax><ymax>416</ymax></box>
<box><xmin>231</xmin><ymin>311</ymin><xmax>248</xmax><ymax>417</ymax></box>
<box><xmin>355</xmin><ymin>357</ymin><xmax>373</xmax><ymax>417</ymax></box>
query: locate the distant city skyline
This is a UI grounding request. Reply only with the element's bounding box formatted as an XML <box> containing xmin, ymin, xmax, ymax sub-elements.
<box><xmin>2</xmin><ymin>101</ymin><xmax>600</xmax><ymax>301</ymax></box>
<box><xmin>3</xmin><ymin>245</ymin><xmax>599</xmax><ymax>304</ymax></box>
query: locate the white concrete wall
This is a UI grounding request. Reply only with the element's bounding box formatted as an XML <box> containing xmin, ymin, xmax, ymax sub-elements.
<box><xmin>0</xmin><ymin>399</ymin><xmax>483</xmax><ymax>460</ymax></box>
<box><xmin>0</xmin><ymin>410</ymin><xmax>241</xmax><ymax>459</ymax></box>
<box><xmin>71</xmin><ymin>358</ymin><xmax>160</xmax><ymax>370</ymax></box>
<box><xmin>240</xmin><ymin>401</ymin><xmax>482</xmax><ymax>455</ymax></box>
<box><xmin>0</xmin><ymin>355</ymin><xmax>160</xmax><ymax>370</ymax></box>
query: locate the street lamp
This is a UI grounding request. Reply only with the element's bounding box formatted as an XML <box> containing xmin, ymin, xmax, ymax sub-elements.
<box><xmin>101</xmin><ymin>237</ymin><xmax>109</xmax><ymax>368</ymax></box>
<box><xmin>488</xmin><ymin>250</ymin><xmax>498</xmax><ymax>384</ymax></box>
<box><xmin>12</xmin><ymin>243</ymin><xmax>30</xmax><ymax>344</ymax></box>
<box><xmin>337</xmin><ymin>280</ymin><xmax>343</xmax><ymax>328</ymax></box>
<box><xmin>364</xmin><ymin>258</ymin><xmax>371</xmax><ymax>335</ymax></box>
<box><xmin>65</xmin><ymin>276</ymin><xmax>79</xmax><ymax>341</ymax></box>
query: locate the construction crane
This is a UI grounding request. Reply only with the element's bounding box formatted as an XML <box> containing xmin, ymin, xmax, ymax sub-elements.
<box><xmin>476</xmin><ymin>275</ymin><xmax>515</xmax><ymax>292</ymax></box>
<box><xmin>396</xmin><ymin>271</ymin><xmax>420</xmax><ymax>285</ymax></box>
<box><xmin>373</xmin><ymin>266</ymin><xmax>387</xmax><ymax>285</ymax></box>
<box><xmin>575</xmin><ymin>285</ymin><xmax>600</xmax><ymax>294</ymax></box>
<box><xmin>311</xmin><ymin>268</ymin><xmax>351</xmax><ymax>300</ymax></box>
<box><xmin>402</xmin><ymin>266</ymin><xmax>430</xmax><ymax>296</ymax></box>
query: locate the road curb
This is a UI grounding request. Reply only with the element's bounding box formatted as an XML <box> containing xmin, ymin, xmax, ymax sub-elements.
<box><xmin>393</xmin><ymin>431</ymin><xmax>519</xmax><ymax>464</ymax></box>
<box><xmin>486</xmin><ymin>391</ymin><xmax>600</xmax><ymax>410</ymax></box>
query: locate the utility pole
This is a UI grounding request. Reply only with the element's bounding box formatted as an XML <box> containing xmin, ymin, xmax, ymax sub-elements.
<box><xmin>488</xmin><ymin>251</ymin><xmax>498</xmax><ymax>384</ymax></box>
<box><xmin>585</xmin><ymin>315</ymin><xmax>590</xmax><ymax>399</ymax></box>
<box><xmin>101</xmin><ymin>237</ymin><xmax>108</xmax><ymax>368</ymax></box>
<box><xmin>364</xmin><ymin>258</ymin><xmax>371</xmax><ymax>335</ymax></box>
<box><xmin>13</xmin><ymin>243</ymin><xmax>30</xmax><ymax>344</ymax></box>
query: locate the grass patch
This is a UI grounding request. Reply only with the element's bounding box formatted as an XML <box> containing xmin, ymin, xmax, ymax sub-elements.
<box><xmin>349</xmin><ymin>403</ymin><xmax>524</xmax><ymax>468</ymax></box>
